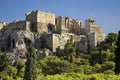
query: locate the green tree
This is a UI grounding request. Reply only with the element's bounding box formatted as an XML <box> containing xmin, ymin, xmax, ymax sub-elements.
<box><xmin>93</xmin><ymin>63</ymin><xmax>102</xmax><ymax>73</ymax></box>
<box><xmin>56</xmin><ymin>46</ymin><xmax>64</xmax><ymax>57</ymax></box>
<box><xmin>114</xmin><ymin>31</ymin><xmax>120</xmax><ymax>74</ymax></box>
<box><xmin>0</xmin><ymin>65</ymin><xmax>17</xmax><ymax>79</ymax></box>
<box><xmin>106</xmin><ymin>33</ymin><xmax>118</xmax><ymax>46</ymax></box>
<box><xmin>90</xmin><ymin>51</ymin><xmax>101</xmax><ymax>65</ymax></box>
<box><xmin>46</xmin><ymin>60</ymin><xmax>69</xmax><ymax>75</ymax></box>
<box><xmin>24</xmin><ymin>46</ymin><xmax>37</xmax><ymax>80</ymax></box>
<box><xmin>90</xmin><ymin>50</ymin><xmax>114</xmax><ymax>65</ymax></box>
<box><xmin>101</xmin><ymin>61</ymin><xmax>115</xmax><ymax>72</ymax></box>
<box><xmin>64</xmin><ymin>41</ymin><xmax>76</xmax><ymax>62</ymax></box>
<box><xmin>36</xmin><ymin>49</ymin><xmax>46</xmax><ymax>60</ymax></box>
<box><xmin>103</xmin><ymin>33</ymin><xmax>118</xmax><ymax>52</ymax></box>
<box><xmin>0</xmin><ymin>52</ymin><xmax>10</xmax><ymax>72</ymax></box>
<box><xmin>39</xmin><ymin>56</ymin><xmax>70</xmax><ymax>75</ymax></box>
<box><xmin>79</xmin><ymin>65</ymin><xmax>93</xmax><ymax>74</ymax></box>
<box><xmin>16</xmin><ymin>61</ymin><xmax>25</xmax><ymax>78</ymax></box>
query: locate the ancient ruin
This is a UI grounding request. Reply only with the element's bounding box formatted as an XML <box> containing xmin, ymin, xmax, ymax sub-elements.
<box><xmin>0</xmin><ymin>10</ymin><xmax>105</xmax><ymax>55</ymax></box>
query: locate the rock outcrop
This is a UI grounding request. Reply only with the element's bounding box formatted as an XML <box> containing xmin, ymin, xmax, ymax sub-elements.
<box><xmin>0</xmin><ymin>10</ymin><xmax>105</xmax><ymax>56</ymax></box>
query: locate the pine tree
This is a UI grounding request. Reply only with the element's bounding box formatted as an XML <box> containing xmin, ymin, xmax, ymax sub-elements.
<box><xmin>24</xmin><ymin>46</ymin><xmax>37</xmax><ymax>80</ymax></box>
<box><xmin>114</xmin><ymin>31</ymin><xmax>120</xmax><ymax>74</ymax></box>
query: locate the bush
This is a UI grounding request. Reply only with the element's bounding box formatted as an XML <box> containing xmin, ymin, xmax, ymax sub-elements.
<box><xmin>39</xmin><ymin>56</ymin><xmax>71</xmax><ymax>75</ymax></box>
<box><xmin>35</xmin><ymin>73</ymin><xmax>120</xmax><ymax>80</ymax></box>
<box><xmin>90</xmin><ymin>50</ymin><xmax>115</xmax><ymax>65</ymax></box>
<box><xmin>101</xmin><ymin>61</ymin><xmax>115</xmax><ymax>72</ymax></box>
<box><xmin>80</xmin><ymin>58</ymin><xmax>90</xmax><ymax>65</ymax></box>
<box><xmin>79</xmin><ymin>65</ymin><xmax>93</xmax><ymax>74</ymax></box>
<box><xmin>16</xmin><ymin>61</ymin><xmax>25</xmax><ymax>78</ymax></box>
<box><xmin>103</xmin><ymin>70</ymin><xmax>115</xmax><ymax>74</ymax></box>
<box><xmin>93</xmin><ymin>63</ymin><xmax>102</xmax><ymax>73</ymax></box>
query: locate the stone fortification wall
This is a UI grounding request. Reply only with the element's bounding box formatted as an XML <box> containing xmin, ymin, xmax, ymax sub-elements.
<box><xmin>55</xmin><ymin>16</ymin><xmax>67</xmax><ymax>34</ymax></box>
<box><xmin>75</xmin><ymin>33</ymin><xmax>97</xmax><ymax>53</ymax></box>
<box><xmin>26</xmin><ymin>10</ymin><xmax>55</xmax><ymax>33</ymax></box>
<box><xmin>85</xmin><ymin>18</ymin><xmax>105</xmax><ymax>44</ymax></box>
<box><xmin>52</xmin><ymin>33</ymin><xmax>81</xmax><ymax>52</ymax></box>
<box><xmin>26</xmin><ymin>10</ymin><xmax>55</xmax><ymax>24</ymax></box>
<box><xmin>26</xmin><ymin>11</ymin><xmax>37</xmax><ymax>22</ymax></box>
<box><xmin>75</xmin><ymin>35</ymin><xmax>88</xmax><ymax>53</ymax></box>
<box><xmin>37</xmin><ymin>11</ymin><xmax>55</xmax><ymax>25</ymax></box>
<box><xmin>89</xmin><ymin>26</ymin><xmax>104</xmax><ymax>43</ymax></box>
<box><xmin>41</xmin><ymin>34</ymin><xmax>53</xmax><ymax>51</ymax></box>
<box><xmin>37</xmin><ymin>22</ymin><xmax>48</xmax><ymax>33</ymax></box>
<box><xmin>89</xmin><ymin>33</ymin><xmax>97</xmax><ymax>48</ymax></box>
<box><xmin>0</xmin><ymin>22</ymin><xmax>4</xmax><ymax>30</ymax></box>
<box><xmin>89</xmin><ymin>26</ymin><xmax>102</xmax><ymax>33</ymax></box>
<box><xmin>56</xmin><ymin>16</ymin><xmax>82</xmax><ymax>34</ymax></box>
<box><xmin>85</xmin><ymin>18</ymin><xmax>96</xmax><ymax>27</ymax></box>
<box><xmin>52</xmin><ymin>34</ymin><xmax>69</xmax><ymax>52</ymax></box>
<box><xmin>42</xmin><ymin>33</ymin><xmax>81</xmax><ymax>52</ymax></box>
<box><xmin>26</xmin><ymin>11</ymin><xmax>37</xmax><ymax>32</ymax></box>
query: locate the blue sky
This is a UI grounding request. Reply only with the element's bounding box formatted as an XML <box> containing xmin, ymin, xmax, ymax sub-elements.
<box><xmin>0</xmin><ymin>0</ymin><xmax>120</xmax><ymax>35</ymax></box>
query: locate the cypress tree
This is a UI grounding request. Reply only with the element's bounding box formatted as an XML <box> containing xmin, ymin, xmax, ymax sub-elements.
<box><xmin>24</xmin><ymin>46</ymin><xmax>37</xmax><ymax>80</ymax></box>
<box><xmin>114</xmin><ymin>31</ymin><xmax>120</xmax><ymax>74</ymax></box>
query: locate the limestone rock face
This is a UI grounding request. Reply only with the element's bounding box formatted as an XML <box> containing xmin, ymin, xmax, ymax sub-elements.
<box><xmin>0</xmin><ymin>30</ymin><xmax>34</xmax><ymax>52</ymax></box>
<box><xmin>11</xmin><ymin>31</ymin><xmax>34</xmax><ymax>51</ymax></box>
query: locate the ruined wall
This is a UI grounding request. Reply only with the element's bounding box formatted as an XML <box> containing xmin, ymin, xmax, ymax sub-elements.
<box><xmin>75</xmin><ymin>33</ymin><xmax>96</xmax><ymax>53</ymax></box>
<box><xmin>41</xmin><ymin>33</ymin><xmax>68</xmax><ymax>52</ymax></box>
<box><xmin>37</xmin><ymin>11</ymin><xmax>55</xmax><ymax>25</ymax></box>
<box><xmin>52</xmin><ymin>33</ymin><xmax>81</xmax><ymax>52</ymax></box>
<box><xmin>0</xmin><ymin>22</ymin><xmax>4</xmax><ymax>30</ymax></box>
<box><xmin>26</xmin><ymin>11</ymin><xmax>37</xmax><ymax>22</ymax></box>
<box><xmin>42</xmin><ymin>34</ymin><xmax>53</xmax><ymax>51</ymax></box>
<box><xmin>52</xmin><ymin>34</ymin><xmax>70</xmax><ymax>52</ymax></box>
<box><xmin>89</xmin><ymin>33</ymin><xmax>97</xmax><ymax>48</ymax></box>
<box><xmin>26</xmin><ymin>10</ymin><xmax>55</xmax><ymax>33</ymax></box>
<box><xmin>88</xmin><ymin>26</ymin><xmax>104</xmax><ymax>43</ymax></box>
<box><xmin>85</xmin><ymin>18</ymin><xmax>96</xmax><ymax>27</ymax></box>
<box><xmin>37</xmin><ymin>32</ymin><xmax>81</xmax><ymax>53</ymax></box>
<box><xmin>75</xmin><ymin>35</ymin><xmax>88</xmax><ymax>53</ymax></box>
<box><xmin>71</xmin><ymin>19</ymin><xmax>82</xmax><ymax>33</ymax></box>
<box><xmin>37</xmin><ymin>11</ymin><xmax>56</xmax><ymax>33</ymax></box>
<box><xmin>85</xmin><ymin>18</ymin><xmax>105</xmax><ymax>44</ymax></box>
<box><xmin>56</xmin><ymin>16</ymin><xmax>82</xmax><ymax>34</ymax></box>
<box><xmin>25</xmin><ymin>21</ymin><xmax>30</xmax><ymax>31</ymax></box>
<box><xmin>37</xmin><ymin>22</ymin><xmax>48</xmax><ymax>33</ymax></box>
<box><xmin>34</xmin><ymin>33</ymin><xmax>42</xmax><ymax>50</ymax></box>
<box><xmin>89</xmin><ymin>26</ymin><xmax>102</xmax><ymax>33</ymax></box>
<box><xmin>26</xmin><ymin>11</ymin><xmax>37</xmax><ymax>32</ymax></box>
<box><xmin>85</xmin><ymin>18</ymin><xmax>102</xmax><ymax>34</ymax></box>
<box><xmin>56</xmin><ymin>16</ymin><xmax>67</xmax><ymax>34</ymax></box>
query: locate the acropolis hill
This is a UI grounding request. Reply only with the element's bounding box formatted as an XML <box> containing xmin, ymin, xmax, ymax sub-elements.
<box><xmin>0</xmin><ymin>10</ymin><xmax>104</xmax><ymax>56</ymax></box>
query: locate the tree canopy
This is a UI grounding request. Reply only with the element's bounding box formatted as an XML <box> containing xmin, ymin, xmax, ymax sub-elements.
<box><xmin>24</xmin><ymin>46</ymin><xmax>37</xmax><ymax>80</ymax></box>
<box><xmin>114</xmin><ymin>31</ymin><xmax>120</xmax><ymax>74</ymax></box>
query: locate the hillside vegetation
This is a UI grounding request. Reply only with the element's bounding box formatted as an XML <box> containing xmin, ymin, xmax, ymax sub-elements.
<box><xmin>0</xmin><ymin>31</ymin><xmax>120</xmax><ymax>80</ymax></box>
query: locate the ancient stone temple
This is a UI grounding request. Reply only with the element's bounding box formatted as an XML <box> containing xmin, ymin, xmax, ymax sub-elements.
<box><xmin>0</xmin><ymin>10</ymin><xmax>105</xmax><ymax>54</ymax></box>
